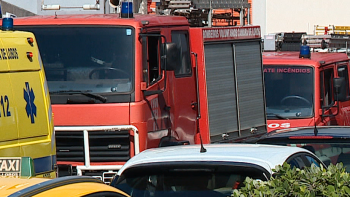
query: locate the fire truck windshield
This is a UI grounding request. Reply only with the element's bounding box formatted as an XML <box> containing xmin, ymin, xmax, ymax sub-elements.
<box><xmin>264</xmin><ymin>66</ymin><xmax>314</xmax><ymax>119</ymax></box>
<box><xmin>16</xmin><ymin>25</ymin><xmax>134</xmax><ymax>102</ymax></box>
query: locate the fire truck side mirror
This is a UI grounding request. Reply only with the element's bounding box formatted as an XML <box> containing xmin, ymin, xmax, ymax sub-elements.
<box><xmin>333</xmin><ymin>77</ymin><xmax>347</xmax><ymax>102</ymax></box>
<box><xmin>109</xmin><ymin>0</ymin><xmax>120</xmax><ymax>8</ymax></box>
<box><xmin>164</xmin><ymin>43</ymin><xmax>180</xmax><ymax>71</ymax></box>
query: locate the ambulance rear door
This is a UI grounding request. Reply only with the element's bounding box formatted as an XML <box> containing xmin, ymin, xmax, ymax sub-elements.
<box><xmin>0</xmin><ymin>31</ymin><xmax>50</xmax><ymax>140</ymax></box>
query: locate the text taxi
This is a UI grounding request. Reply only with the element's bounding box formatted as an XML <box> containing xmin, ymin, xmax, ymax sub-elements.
<box><xmin>0</xmin><ymin>18</ymin><xmax>56</xmax><ymax>178</ymax></box>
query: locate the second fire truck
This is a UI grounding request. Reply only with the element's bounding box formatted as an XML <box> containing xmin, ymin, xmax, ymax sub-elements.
<box><xmin>263</xmin><ymin>32</ymin><xmax>350</xmax><ymax>132</ymax></box>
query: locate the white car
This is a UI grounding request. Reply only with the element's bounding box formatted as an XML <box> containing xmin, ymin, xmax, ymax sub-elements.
<box><xmin>111</xmin><ymin>143</ymin><xmax>325</xmax><ymax>197</ymax></box>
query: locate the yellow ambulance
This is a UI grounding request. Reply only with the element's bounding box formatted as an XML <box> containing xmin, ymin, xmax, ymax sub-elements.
<box><xmin>0</xmin><ymin>17</ymin><xmax>56</xmax><ymax>178</ymax></box>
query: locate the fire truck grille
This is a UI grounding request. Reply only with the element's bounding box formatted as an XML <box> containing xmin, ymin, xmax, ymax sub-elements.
<box><xmin>56</xmin><ymin>130</ymin><xmax>130</xmax><ymax>162</ymax></box>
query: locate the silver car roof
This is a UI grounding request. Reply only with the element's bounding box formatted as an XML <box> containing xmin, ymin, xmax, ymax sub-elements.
<box><xmin>117</xmin><ymin>143</ymin><xmax>313</xmax><ymax>176</ymax></box>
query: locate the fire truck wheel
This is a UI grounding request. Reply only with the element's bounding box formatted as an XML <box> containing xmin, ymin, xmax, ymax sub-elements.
<box><xmin>89</xmin><ymin>67</ymin><xmax>130</xmax><ymax>79</ymax></box>
<box><xmin>280</xmin><ymin>95</ymin><xmax>311</xmax><ymax>106</ymax></box>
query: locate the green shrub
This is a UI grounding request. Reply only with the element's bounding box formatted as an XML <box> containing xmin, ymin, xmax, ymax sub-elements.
<box><xmin>232</xmin><ymin>163</ymin><xmax>350</xmax><ymax>197</ymax></box>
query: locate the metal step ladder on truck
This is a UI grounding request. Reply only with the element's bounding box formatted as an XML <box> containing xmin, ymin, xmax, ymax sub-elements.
<box><xmin>263</xmin><ymin>32</ymin><xmax>350</xmax><ymax>132</ymax></box>
<box><xmin>9</xmin><ymin>0</ymin><xmax>266</xmax><ymax>183</ymax></box>
<box><xmin>306</xmin><ymin>25</ymin><xmax>350</xmax><ymax>55</ymax></box>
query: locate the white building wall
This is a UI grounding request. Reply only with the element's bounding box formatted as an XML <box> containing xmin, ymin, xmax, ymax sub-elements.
<box><xmin>3</xmin><ymin>0</ymin><xmax>38</xmax><ymax>14</ymax></box>
<box><xmin>253</xmin><ymin>0</ymin><xmax>350</xmax><ymax>36</ymax></box>
<box><xmin>252</xmin><ymin>0</ymin><xmax>266</xmax><ymax>38</ymax></box>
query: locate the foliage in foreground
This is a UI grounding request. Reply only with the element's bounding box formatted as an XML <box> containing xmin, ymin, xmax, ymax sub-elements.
<box><xmin>232</xmin><ymin>163</ymin><xmax>350</xmax><ymax>197</ymax></box>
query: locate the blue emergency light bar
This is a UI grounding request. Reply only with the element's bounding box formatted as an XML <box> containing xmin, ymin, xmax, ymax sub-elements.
<box><xmin>121</xmin><ymin>1</ymin><xmax>133</xmax><ymax>18</ymax></box>
<box><xmin>2</xmin><ymin>17</ymin><xmax>13</xmax><ymax>31</ymax></box>
<box><xmin>299</xmin><ymin>45</ymin><xmax>311</xmax><ymax>58</ymax></box>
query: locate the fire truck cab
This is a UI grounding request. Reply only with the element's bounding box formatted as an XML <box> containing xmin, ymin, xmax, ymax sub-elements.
<box><xmin>263</xmin><ymin>33</ymin><xmax>350</xmax><ymax>132</ymax></box>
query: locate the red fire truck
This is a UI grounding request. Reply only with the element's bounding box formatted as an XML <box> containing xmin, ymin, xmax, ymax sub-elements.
<box><xmin>263</xmin><ymin>33</ymin><xmax>350</xmax><ymax>132</ymax></box>
<box><xmin>10</xmin><ymin>0</ymin><xmax>266</xmax><ymax>183</ymax></box>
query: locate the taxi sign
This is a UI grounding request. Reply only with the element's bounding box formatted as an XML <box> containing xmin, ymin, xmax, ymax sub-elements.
<box><xmin>0</xmin><ymin>157</ymin><xmax>21</xmax><ymax>178</ymax></box>
<box><xmin>0</xmin><ymin>157</ymin><xmax>35</xmax><ymax>178</ymax></box>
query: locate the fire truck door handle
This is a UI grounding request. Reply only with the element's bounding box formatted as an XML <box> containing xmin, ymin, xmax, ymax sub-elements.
<box><xmin>191</xmin><ymin>102</ymin><xmax>198</xmax><ymax>109</ymax></box>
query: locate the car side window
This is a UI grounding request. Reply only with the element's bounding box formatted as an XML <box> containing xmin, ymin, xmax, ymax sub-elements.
<box><xmin>305</xmin><ymin>155</ymin><xmax>321</xmax><ymax>167</ymax></box>
<box><xmin>287</xmin><ymin>155</ymin><xmax>306</xmax><ymax>169</ymax></box>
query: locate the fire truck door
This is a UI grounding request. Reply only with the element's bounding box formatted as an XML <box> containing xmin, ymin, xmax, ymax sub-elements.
<box><xmin>170</xmin><ymin>31</ymin><xmax>197</xmax><ymax>142</ymax></box>
<box><xmin>142</xmin><ymin>34</ymin><xmax>169</xmax><ymax>134</ymax></box>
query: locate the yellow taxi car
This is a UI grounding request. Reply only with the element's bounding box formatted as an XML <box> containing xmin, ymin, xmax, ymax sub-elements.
<box><xmin>0</xmin><ymin>176</ymin><xmax>130</xmax><ymax>197</ymax></box>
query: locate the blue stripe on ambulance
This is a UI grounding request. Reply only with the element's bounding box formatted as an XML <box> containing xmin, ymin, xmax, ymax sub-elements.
<box><xmin>33</xmin><ymin>155</ymin><xmax>56</xmax><ymax>174</ymax></box>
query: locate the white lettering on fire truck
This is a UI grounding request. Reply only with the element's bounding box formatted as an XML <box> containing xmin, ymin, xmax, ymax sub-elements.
<box><xmin>264</xmin><ymin>68</ymin><xmax>311</xmax><ymax>73</ymax></box>
<box><xmin>268</xmin><ymin>123</ymin><xmax>291</xmax><ymax>129</ymax></box>
<box><xmin>203</xmin><ymin>27</ymin><xmax>261</xmax><ymax>40</ymax></box>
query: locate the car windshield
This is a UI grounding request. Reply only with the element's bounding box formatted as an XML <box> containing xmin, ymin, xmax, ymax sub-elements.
<box><xmin>264</xmin><ymin>65</ymin><xmax>314</xmax><ymax>119</ymax></box>
<box><xmin>16</xmin><ymin>26</ymin><xmax>134</xmax><ymax>95</ymax></box>
<box><xmin>113</xmin><ymin>163</ymin><xmax>269</xmax><ymax>197</ymax></box>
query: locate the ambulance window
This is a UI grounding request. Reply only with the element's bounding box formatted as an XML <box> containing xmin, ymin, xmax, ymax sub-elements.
<box><xmin>171</xmin><ymin>31</ymin><xmax>192</xmax><ymax>76</ymax></box>
<box><xmin>142</xmin><ymin>35</ymin><xmax>162</xmax><ymax>86</ymax></box>
<box><xmin>337</xmin><ymin>63</ymin><xmax>350</xmax><ymax>98</ymax></box>
<box><xmin>320</xmin><ymin>67</ymin><xmax>334</xmax><ymax>106</ymax></box>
